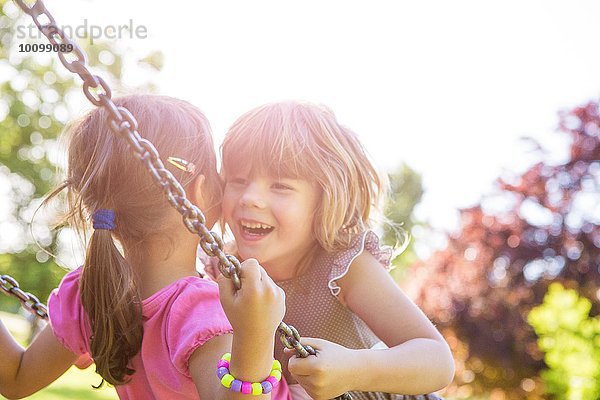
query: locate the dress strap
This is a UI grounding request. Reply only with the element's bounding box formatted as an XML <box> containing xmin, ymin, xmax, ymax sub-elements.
<box><xmin>327</xmin><ymin>230</ymin><xmax>392</xmax><ymax>296</ymax></box>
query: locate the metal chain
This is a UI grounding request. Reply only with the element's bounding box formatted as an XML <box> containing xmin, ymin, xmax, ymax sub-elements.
<box><xmin>8</xmin><ymin>1</ymin><xmax>351</xmax><ymax>399</ymax></box>
<box><xmin>1</xmin><ymin>275</ymin><xmax>48</xmax><ymax>320</ymax></box>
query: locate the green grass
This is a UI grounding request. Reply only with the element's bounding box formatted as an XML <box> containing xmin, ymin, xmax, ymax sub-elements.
<box><xmin>10</xmin><ymin>366</ymin><xmax>119</xmax><ymax>400</ymax></box>
<box><xmin>0</xmin><ymin>311</ymin><xmax>118</xmax><ymax>400</ymax></box>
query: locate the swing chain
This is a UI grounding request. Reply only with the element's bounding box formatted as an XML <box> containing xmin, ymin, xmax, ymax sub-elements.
<box><xmin>9</xmin><ymin>2</ymin><xmax>354</xmax><ymax>398</ymax></box>
<box><xmin>12</xmin><ymin>0</ymin><xmax>244</xmax><ymax>291</ymax></box>
<box><xmin>0</xmin><ymin>275</ymin><xmax>48</xmax><ymax>320</ymax></box>
<box><xmin>12</xmin><ymin>0</ymin><xmax>332</xmax><ymax>379</ymax></box>
<box><xmin>278</xmin><ymin>323</ymin><xmax>316</xmax><ymax>358</ymax></box>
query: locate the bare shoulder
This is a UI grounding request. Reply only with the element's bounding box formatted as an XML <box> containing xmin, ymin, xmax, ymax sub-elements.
<box><xmin>336</xmin><ymin>249</ymin><xmax>395</xmax><ymax>305</ymax></box>
<box><xmin>337</xmin><ymin>250</ymin><xmax>443</xmax><ymax>345</ymax></box>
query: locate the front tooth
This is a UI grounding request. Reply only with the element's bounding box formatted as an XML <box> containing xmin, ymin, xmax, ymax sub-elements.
<box><xmin>241</xmin><ymin>221</ymin><xmax>272</xmax><ymax>229</ymax></box>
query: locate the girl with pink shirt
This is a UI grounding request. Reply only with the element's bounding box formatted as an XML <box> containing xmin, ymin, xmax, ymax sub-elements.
<box><xmin>0</xmin><ymin>95</ymin><xmax>290</xmax><ymax>400</ymax></box>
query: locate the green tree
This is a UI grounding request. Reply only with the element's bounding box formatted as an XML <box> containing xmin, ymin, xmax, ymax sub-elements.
<box><xmin>382</xmin><ymin>162</ymin><xmax>424</xmax><ymax>280</ymax></box>
<box><xmin>528</xmin><ymin>283</ymin><xmax>600</xmax><ymax>400</ymax></box>
<box><xmin>1</xmin><ymin>0</ymin><xmax>78</xmax><ymax>311</ymax></box>
<box><xmin>0</xmin><ymin>0</ymin><xmax>162</xmax><ymax>312</ymax></box>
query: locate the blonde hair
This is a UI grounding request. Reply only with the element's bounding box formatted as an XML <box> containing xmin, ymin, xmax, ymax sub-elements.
<box><xmin>46</xmin><ymin>95</ymin><xmax>220</xmax><ymax>385</ymax></box>
<box><xmin>221</xmin><ymin>101</ymin><xmax>386</xmax><ymax>252</ymax></box>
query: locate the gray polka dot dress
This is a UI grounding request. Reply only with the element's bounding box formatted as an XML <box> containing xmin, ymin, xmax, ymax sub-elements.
<box><xmin>275</xmin><ymin>230</ymin><xmax>442</xmax><ymax>400</ymax></box>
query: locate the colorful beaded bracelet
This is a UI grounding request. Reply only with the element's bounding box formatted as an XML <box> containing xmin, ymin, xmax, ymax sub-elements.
<box><xmin>216</xmin><ymin>353</ymin><xmax>282</xmax><ymax>395</ymax></box>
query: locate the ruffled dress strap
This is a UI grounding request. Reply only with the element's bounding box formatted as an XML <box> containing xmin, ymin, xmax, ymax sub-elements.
<box><xmin>327</xmin><ymin>230</ymin><xmax>392</xmax><ymax>296</ymax></box>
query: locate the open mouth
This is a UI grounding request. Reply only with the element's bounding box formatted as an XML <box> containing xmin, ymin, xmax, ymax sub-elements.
<box><xmin>239</xmin><ymin>220</ymin><xmax>274</xmax><ymax>236</ymax></box>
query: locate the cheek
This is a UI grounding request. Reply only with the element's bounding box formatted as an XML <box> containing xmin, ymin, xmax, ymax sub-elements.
<box><xmin>279</xmin><ymin>203</ymin><xmax>315</xmax><ymax>232</ymax></box>
<box><xmin>296</xmin><ymin>197</ymin><xmax>319</xmax><ymax>235</ymax></box>
<box><xmin>221</xmin><ymin>192</ymin><xmax>236</xmax><ymax>221</ymax></box>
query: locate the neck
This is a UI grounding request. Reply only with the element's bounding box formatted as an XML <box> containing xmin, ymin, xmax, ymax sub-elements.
<box><xmin>125</xmin><ymin>230</ymin><xmax>200</xmax><ymax>299</ymax></box>
<box><xmin>266</xmin><ymin>244</ymin><xmax>319</xmax><ymax>282</ymax></box>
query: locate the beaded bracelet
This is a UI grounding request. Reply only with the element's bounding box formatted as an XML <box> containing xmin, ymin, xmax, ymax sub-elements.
<box><xmin>216</xmin><ymin>353</ymin><xmax>282</xmax><ymax>395</ymax></box>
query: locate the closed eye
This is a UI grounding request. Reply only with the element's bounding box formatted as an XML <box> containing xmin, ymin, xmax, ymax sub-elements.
<box><xmin>228</xmin><ymin>178</ymin><xmax>247</xmax><ymax>185</ymax></box>
<box><xmin>272</xmin><ymin>182</ymin><xmax>293</xmax><ymax>190</ymax></box>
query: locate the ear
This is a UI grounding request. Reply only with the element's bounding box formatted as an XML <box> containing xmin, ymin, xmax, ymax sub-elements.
<box><xmin>189</xmin><ymin>174</ymin><xmax>206</xmax><ymax>208</ymax></box>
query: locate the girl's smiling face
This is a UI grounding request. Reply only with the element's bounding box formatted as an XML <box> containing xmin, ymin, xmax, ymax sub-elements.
<box><xmin>222</xmin><ymin>171</ymin><xmax>320</xmax><ymax>281</ymax></box>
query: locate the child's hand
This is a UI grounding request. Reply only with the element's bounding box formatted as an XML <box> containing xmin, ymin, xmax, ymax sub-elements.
<box><xmin>285</xmin><ymin>338</ymin><xmax>356</xmax><ymax>400</ymax></box>
<box><xmin>217</xmin><ymin>258</ymin><xmax>285</xmax><ymax>337</ymax></box>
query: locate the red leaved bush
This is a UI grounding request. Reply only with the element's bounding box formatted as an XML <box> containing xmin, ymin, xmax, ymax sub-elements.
<box><xmin>407</xmin><ymin>101</ymin><xmax>600</xmax><ymax>399</ymax></box>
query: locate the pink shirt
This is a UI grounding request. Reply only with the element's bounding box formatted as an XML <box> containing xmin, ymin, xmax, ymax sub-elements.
<box><xmin>48</xmin><ymin>267</ymin><xmax>290</xmax><ymax>400</ymax></box>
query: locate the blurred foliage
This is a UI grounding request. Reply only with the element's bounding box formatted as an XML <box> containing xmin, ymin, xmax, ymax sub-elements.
<box><xmin>528</xmin><ymin>283</ymin><xmax>600</xmax><ymax>400</ymax></box>
<box><xmin>0</xmin><ymin>0</ymin><xmax>78</xmax><ymax>312</ymax></box>
<box><xmin>0</xmin><ymin>0</ymin><xmax>162</xmax><ymax>312</ymax></box>
<box><xmin>139</xmin><ymin>50</ymin><xmax>164</xmax><ymax>71</ymax></box>
<box><xmin>382</xmin><ymin>163</ymin><xmax>423</xmax><ymax>280</ymax></box>
<box><xmin>406</xmin><ymin>100</ymin><xmax>599</xmax><ymax>399</ymax></box>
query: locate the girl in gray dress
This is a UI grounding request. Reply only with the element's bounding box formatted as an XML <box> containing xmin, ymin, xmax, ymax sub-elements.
<box><xmin>219</xmin><ymin>101</ymin><xmax>455</xmax><ymax>400</ymax></box>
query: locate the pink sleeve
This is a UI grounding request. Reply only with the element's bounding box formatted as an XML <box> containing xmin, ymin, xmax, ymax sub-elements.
<box><xmin>47</xmin><ymin>267</ymin><xmax>91</xmax><ymax>355</ymax></box>
<box><xmin>328</xmin><ymin>230</ymin><xmax>393</xmax><ymax>296</ymax></box>
<box><xmin>167</xmin><ymin>281</ymin><xmax>233</xmax><ymax>376</ymax></box>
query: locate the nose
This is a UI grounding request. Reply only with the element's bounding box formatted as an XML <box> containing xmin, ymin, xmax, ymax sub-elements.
<box><xmin>239</xmin><ymin>182</ymin><xmax>267</xmax><ymax>209</ymax></box>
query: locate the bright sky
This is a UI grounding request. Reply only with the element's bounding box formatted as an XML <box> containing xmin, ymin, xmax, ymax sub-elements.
<box><xmin>6</xmin><ymin>0</ymin><xmax>600</xmax><ymax>237</ymax></box>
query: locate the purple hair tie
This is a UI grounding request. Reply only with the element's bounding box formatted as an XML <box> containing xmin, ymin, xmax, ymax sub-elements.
<box><xmin>92</xmin><ymin>209</ymin><xmax>116</xmax><ymax>231</ymax></box>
